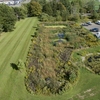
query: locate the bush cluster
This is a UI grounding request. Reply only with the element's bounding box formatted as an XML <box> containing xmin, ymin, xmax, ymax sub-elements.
<box><xmin>85</xmin><ymin>54</ymin><xmax>100</xmax><ymax>74</ymax></box>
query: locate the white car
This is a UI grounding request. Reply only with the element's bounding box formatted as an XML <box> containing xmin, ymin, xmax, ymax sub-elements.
<box><xmin>95</xmin><ymin>32</ymin><xmax>100</xmax><ymax>39</ymax></box>
<box><xmin>86</xmin><ymin>21</ymin><xmax>92</xmax><ymax>25</ymax></box>
<box><xmin>95</xmin><ymin>20</ymin><xmax>100</xmax><ymax>25</ymax></box>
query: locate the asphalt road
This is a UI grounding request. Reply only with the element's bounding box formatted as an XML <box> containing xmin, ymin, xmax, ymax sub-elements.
<box><xmin>83</xmin><ymin>23</ymin><xmax>100</xmax><ymax>34</ymax></box>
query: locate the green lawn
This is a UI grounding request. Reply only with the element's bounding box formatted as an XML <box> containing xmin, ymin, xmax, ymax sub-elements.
<box><xmin>0</xmin><ymin>17</ymin><xmax>38</xmax><ymax>100</ymax></box>
<box><xmin>65</xmin><ymin>68</ymin><xmax>100</xmax><ymax>100</ymax></box>
<box><xmin>0</xmin><ymin>17</ymin><xmax>100</xmax><ymax>100</ymax></box>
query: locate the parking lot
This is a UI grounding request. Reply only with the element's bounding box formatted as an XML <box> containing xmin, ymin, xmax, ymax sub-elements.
<box><xmin>83</xmin><ymin>23</ymin><xmax>100</xmax><ymax>34</ymax></box>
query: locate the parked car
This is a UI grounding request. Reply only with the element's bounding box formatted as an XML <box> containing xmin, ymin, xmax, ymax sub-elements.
<box><xmin>97</xmin><ymin>22</ymin><xmax>100</xmax><ymax>25</ymax></box>
<box><xmin>95</xmin><ymin>32</ymin><xmax>100</xmax><ymax>39</ymax></box>
<box><xmin>86</xmin><ymin>21</ymin><xmax>92</xmax><ymax>25</ymax></box>
<box><xmin>95</xmin><ymin>20</ymin><xmax>100</xmax><ymax>25</ymax></box>
<box><xmin>90</xmin><ymin>28</ymin><xmax>99</xmax><ymax>32</ymax></box>
<box><xmin>81</xmin><ymin>23</ymin><xmax>89</xmax><ymax>26</ymax></box>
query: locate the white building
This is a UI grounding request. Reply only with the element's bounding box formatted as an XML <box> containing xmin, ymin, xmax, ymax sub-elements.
<box><xmin>0</xmin><ymin>0</ymin><xmax>20</xmax><ymax>5</ymax></box>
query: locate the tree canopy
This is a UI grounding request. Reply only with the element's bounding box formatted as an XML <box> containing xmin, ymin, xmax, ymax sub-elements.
<box><xmin>0</xmin><ymin>4</ymin><xmax>17</xmax><ymax>32</ymax></box>
<box><xmin>30</xmin><ymin>1</ymin><xmax>42</xmax><ymax>16</ymax></box>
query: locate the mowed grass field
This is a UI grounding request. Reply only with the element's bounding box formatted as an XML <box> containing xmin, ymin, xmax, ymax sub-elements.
<box><xmin>0</xmin><ymin>17</ymin><xmax>38</xmax><ymax>100</ymax></box>
<box><xmin>0</xmin><ymin>17</ymin><xmax>100</xmax><ymax>100</ymax></box>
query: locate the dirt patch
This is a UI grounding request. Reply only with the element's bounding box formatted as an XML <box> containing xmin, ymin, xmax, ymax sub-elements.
<box><xmin>84</xmin><ymin>89</ymin><xmax>92</xmax><ymax>93</ymax></box>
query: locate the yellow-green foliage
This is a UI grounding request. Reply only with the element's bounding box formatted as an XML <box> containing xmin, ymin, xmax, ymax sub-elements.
<box><xmin>81</xmin><ymin>51</ymin><xmax>89</xmax><ymax>56</ymax></box>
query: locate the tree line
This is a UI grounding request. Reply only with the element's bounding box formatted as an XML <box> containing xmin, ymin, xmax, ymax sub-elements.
<box><xmin>0</xmin><ymin>0</ymin><xmax>100</xmax><ymax>33</ymax></box>
<box><xmin>38</xmin><ymin>0</ymin><xmax>100</xmax><ymax>21</ymax></box>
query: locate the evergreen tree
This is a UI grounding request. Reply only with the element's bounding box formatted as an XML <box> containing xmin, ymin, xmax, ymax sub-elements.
<box><xmin>51</xmin><ymin>0</ymin><xmax>58</xmax><ymax>16</ymax></box>
<box><xmin>71</xmin><ymin>0</ymin><xmax>80</xmax><ymax>15</ymax></box>
<box><xmin>86</xmin><ymin>0</ymin><xmax>95</xmax><ymax>13</ymax></box>
<box><xmin>57</xmin><ymin>2</ymin><xmax>66</xmax><ymax>11</ymax></box>
<box><xmin>60</xmin><ymin>0</ymin><xmax>71</xmax><ymax>14</ymax></box>
<box><xmin>43</xmin><ymin>3</ymin><xmax>53</xmax><ymax>16</ymax></box>
<box><xmin>92</xmin><ymin>10</ymin><xmax>99</xmax><ymax>20</ymax></box>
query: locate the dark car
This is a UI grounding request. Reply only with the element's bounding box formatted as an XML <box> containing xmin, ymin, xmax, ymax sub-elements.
<box><xmin>90</xmin><ymin>28</ymin><xmax>99</xmax><ymax>32</ymax></box>
<box><xmin>96</xmin><ymin>22</ymin><xmax>100</xmax><ymax>25</ymax></box>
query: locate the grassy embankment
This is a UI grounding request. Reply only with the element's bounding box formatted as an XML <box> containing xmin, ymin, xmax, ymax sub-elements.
<box><xmin>0</xmin><ymin>17</ymin><xmax>100</xmax><ymax>100</ymax></box>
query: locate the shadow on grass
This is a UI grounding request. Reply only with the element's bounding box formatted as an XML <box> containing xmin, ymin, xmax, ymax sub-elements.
<box><xmin>10</xmin><ymin>63</ymin><xmax>19</xmax><ymax>70</ymax></box>
<box><xmin>31</xmin><ymin>34</ymin><xmax>34</xmax><ymax>37</ymax></box>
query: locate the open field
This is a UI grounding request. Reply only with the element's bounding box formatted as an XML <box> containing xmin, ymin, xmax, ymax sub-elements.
<box><xmin>0</xmin><ymin>17</ymin><xmax>38</xmax><ymax>100</ymax></box>
<box><xmin>0</xmin><ymin>17</ymin><xmax>100</xmax><ymax>100</ymax></box>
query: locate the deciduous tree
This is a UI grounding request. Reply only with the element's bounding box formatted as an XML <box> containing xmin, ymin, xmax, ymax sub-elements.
<box><xmin>30</xmin><ymin>1</ymin><xmax>42</xmax><ymax>16</ymax></box>
<box><xmin>0</xmin><ymin>4</ymin><xmax>17</xmax><ymax>32</ymax></box>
